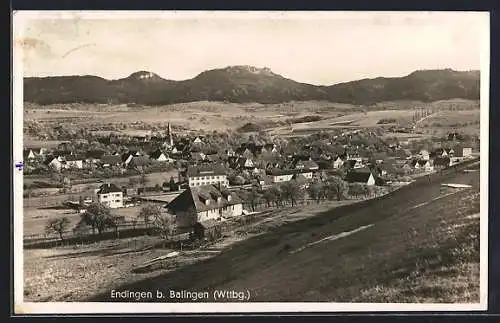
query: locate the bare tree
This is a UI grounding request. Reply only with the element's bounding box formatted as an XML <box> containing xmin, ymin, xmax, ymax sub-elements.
<box><xmin>152</xmin><ymin>213</ymin><xmax>176</xmax><ymax>248</ymax></box>
<box><xmin>138</xmin><ymin>203</ymin><xmax>161</xmax><ymax>228</ymax></box>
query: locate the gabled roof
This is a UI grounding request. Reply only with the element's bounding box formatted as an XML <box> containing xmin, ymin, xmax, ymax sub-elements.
<box><xmin>167</xmin><ymin>185</ymin><xmax>242</xmax><ymax>213</ymax></box>
<box><xmin>149</xmin><ymin>149</ymin><xmax>167</xmax><ymax>159</ymax></box>
<box><xmin>346</xmin><ymin>170</ymin><xmax>374</xmax><ymax>184</ymax></box>
<box><xmin>417</xmin><ymin>159</ymin><xmax>430</xmax><ymax>166</ymax></box>
<box><xmin>186</xmin><ymin>165</ymin><xmax>227</xmax><ymax>177</ymax></box>
<box><xmin>128</xmin><ymin>156</ymin><xmax>151</xmax><ymax>167</ymax></box>
<box><xmin>65</xmin><ymin>154</ymin><xmax>84</xmax><ymax>161</ymax></box>
<box><xmin>97</xmin><ymin>183</ymin><xmax>122</xmax><ymax>194</ymax></box>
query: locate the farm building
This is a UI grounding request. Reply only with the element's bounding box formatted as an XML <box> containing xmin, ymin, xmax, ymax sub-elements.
<box><xmin>167</xmin><ymin>185</ymin><xmax>243</xmax><ymax>228</ymax></box>
<box><xmin>346</xmin><ymin>169</ymin><xmax>376</xmax><ymax>186</ymax></box>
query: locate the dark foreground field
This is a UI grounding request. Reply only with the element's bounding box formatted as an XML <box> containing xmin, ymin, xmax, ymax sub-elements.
<box><xmin>90</xmin><ymin>166</ymin><xmax>481</xmax><ymax>303</ymax></box>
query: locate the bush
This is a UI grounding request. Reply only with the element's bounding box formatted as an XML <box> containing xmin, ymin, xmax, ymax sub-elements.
<box><xmin>377</xmin><ymin>118</ymin><xmax>397</xmax><ymax>125</ymax></box>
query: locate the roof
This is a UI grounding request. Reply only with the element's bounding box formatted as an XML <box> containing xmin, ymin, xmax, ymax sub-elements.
<box><xmin>302</xmin><ymin>160</ymin><xmax>319</xmax><ymax>169</ymax></box>
<box><xmin>65</xmin><ymin>154</ymin><xmax>84</xmax><ymax>161</ymax></box>
<box><xmin>167</xmin><ymin>185</ymin><xmax>242</xmax><ymax>214</ymax></box>
<box><xmin>186</xmin><ymin>165</ymin><xmax>227</xmax><ymax>177</ymax></box>
<box><xmin>86</xmin><ymin>150</ymin><xmax>106</xmax><ymax>159</ymax></box>
<box><xmin>417</xmin><ymin>159</ymin><xmax>430</xmax><ymax>166</ymax></box>
<box><xmin>97</xmin><ymin>183</ymin><xmax>122</xmax><ymax>194</ymax></box>
<box><xmin>128</xmin><ymin>156</ymin><xmax>151</xmax><ymax>167</ymax></box>
<box><xmin>149</xmin><ymin>149</ymin><xmax>166</xmax><ymax>159</ymax></box>
<box><xmin>346</xmin><ymin>170</ymin><xmax>374</xmax><ymax>184</ymax></box>
<box><xmin>266</xmin><ymin>168</ymin><xmax>311</xmax><ymax>176</ymax></box>
<box><xmin>101</xmin><ymin>155</ymin><xmax>122</xmax><ymax>164</ymax></box>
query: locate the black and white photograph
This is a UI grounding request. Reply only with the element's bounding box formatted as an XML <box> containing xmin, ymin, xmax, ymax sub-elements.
<box><xmin>13</xmin><ymin>11</ymin><xmax>489</xmax><ymax>313</ymax></box>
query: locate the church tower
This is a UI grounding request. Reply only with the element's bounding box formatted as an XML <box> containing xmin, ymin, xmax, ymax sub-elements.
<box><xmin>167</xmin><ymin>123</ymin><xmax>173</xmax><ymax>147</ymax></box>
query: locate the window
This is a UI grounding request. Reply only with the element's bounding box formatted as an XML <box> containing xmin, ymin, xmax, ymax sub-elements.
<box><xmin>115</xmin><ymin>200</ymin><xmax>120</xmax><ymax>203</ymax></box>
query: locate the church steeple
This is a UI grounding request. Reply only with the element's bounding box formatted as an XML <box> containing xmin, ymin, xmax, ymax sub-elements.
<box><xmin>167</xmin><ymin>123</ymin><xmax>173</xmax><ymax>147</ymax></box>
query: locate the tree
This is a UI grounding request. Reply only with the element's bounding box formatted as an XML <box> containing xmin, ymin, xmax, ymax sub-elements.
<box><xmin>247</xmin><ymin>188</ymin><xmax>261</xmax><ymax>212</ymax></box>
<box><xmin>280</xmin><ymin>181</ymin><xmax>303</xmax><ymax>207</ymax></box>
<box><xmin>139</xmin><ymin>173</ymin><xmax>148</xmax><ymax>187</ymax></box>
<box><xmin>79</xmin><ymin>202</ymin><xmax>113</xmax><ymax>235</ymax></box>
<box><xmin>138</xmin><ymin>203</ymin><xmax>161</xmax><ymax>228</ymax></box>
<box><xmin>106</xmin><ymin>214</ymin><xmax>126</xmax><ymax>238</ymax></box>
<box><xmin>152</xmin><ymin>213</ymin><xmax>176</xmax><ymax>247</ymax></box>
<box><xmin>348</xmin><ymin>183</ymin><xmax>365</xmax><ymax>198</ymax></box>
<box><xmin>45</xmin><ymin>217</ymin><xmax>71</xmax><ymax>241</ymax></box>
<box><xmin>262</xmin><ymin>188</ymin><xmax>277</xmax><ymax>207</ymax></box>
<box><xmin>325</xmin><ymin>176</ymin><xmax>349</xmax><ymax>201</ymax></box>
<box><xmin>307</xmin><ymin>181</ymin><xmax>323</xmax><ymax>203</ymax></box>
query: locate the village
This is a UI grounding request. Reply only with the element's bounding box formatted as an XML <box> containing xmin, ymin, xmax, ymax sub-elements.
<box><xmin>22</xmin><ymin>121</ymin><xmax>478</xmax><ymax>245</ymax></box>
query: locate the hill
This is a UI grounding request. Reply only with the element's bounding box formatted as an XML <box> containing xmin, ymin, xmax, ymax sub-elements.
<box><xmin>24</xmin><ymin>66</ymin><xmax>480</xmax><ymax>105</ymax></box>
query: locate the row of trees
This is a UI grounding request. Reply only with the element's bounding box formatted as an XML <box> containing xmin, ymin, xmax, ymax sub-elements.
<box><xmin>236</xmin><ymin>176</ymin><xmax>381</xmax><ymax>211</ymax></box>
<box><xmin>45</xmin><ymin>202</ymin><xmax>176</xmax><ymax>243</ymax></box>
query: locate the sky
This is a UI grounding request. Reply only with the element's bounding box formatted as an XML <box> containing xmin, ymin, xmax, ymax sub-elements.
<box><xmin>14</xmin><ymin>11</ymin><xmax>488</xmax><ymax>85</ymax></box>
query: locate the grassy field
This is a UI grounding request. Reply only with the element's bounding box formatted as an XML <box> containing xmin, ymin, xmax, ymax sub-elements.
<box><xmin>87</xmin><ymin>169</ymin><xmax>481</xmax><ymax>303</ymax></box>
<box><xmin>24</xmin><ymin>99</ymin><xmax>480</xmax><ymax>134</ymax></box>
<box><xmin>23</xmin><ymin>206</ymin><xmax>143</xmax><ymax>238</ymax></box>
<box><xmin>23</xmin><ymin>199</ymin><xmax>360</xmax><ymax>302</ymax></box>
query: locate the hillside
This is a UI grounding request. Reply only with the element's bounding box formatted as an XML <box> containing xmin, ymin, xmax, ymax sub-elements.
<box><xmin>24</xmin><ymin>66</ymin><xmax>480</xmax><ymax>105</ymax></box>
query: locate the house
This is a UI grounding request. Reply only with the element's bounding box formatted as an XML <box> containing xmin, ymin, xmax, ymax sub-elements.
<box><xmin>25</xmin><ymin>147</ymin><xmax>48</xmax><ymax>158</ymax></box>
<box><xmin>226</xmin><ymin>148</ymin><xmax>236</xmax><ymax>157</ymax></box>
<box><xmin>416</xmin><ymin>159</ymin><xmax>434</xmax><ymax>172</ymax></box>
<box><xmin>44</xmin><ymin>156</ymin><xmax>63</xmax><ymax>171</ymax></box>
<box><xmin>186</xmin><ymin>165</ymin><xmax>229</xmax><ymax>188</ymax></box>
<box><xmin>345</xmin><ymin>169</ymin><xmax>376</xmax><ymax>186</ymax></box>
<box><xmin>193</xmin><ymin>137</ymin><xmax>204</xmax><ymax>145</ymax></box>
<box><xmin>266</xmin><ymin>169</ymin><xmax>313</xmax><ymax>183</ymax></box>
<box><xmin>149</xmin><ymin>149</ymin><xmax>171</xmax><ymax>162</ymax></box>
<box><xmin>126</xmin><ymin>156</ymin><xmax>151</xmax><ymax>170</ymax></box>
<box><xmin>419</xmin><ymin>150</ymin><xmax>430</xmax><ymax>161</ymax></box>
<box><xmin>23</xmin><ymin>149</ymin><xmax>37</xmax><ymax>160</ymax></box>
<box><xmin>295</xmin><ymin>160</ymin><xmax>319</xmax><ymax>172</ymax></box>
<box><xmin>345</xmin><ymin>159</ymin><xmax>364</xmax><ymax>169</ymax></box>
<box><xmin>454</xmin><ymin>146</ymin><xmax>473</xmax><ymax>158</ymax></box>
<box><xmin>167</xmin><ymin>185</ymin><xmax>243</xmax><ymax>228</ymax></box>
<box><xmin>333</xmin><ymin>156</ymin><xmax>345</xmax><ymax>169</ymax></box>
<box><xmin>190</xmin><ymin>152</ymin><xmax>206</xmax><ymax>163</ymax></box>
<box><xmin>101</xmin><ymin>155</ymin><xmax>123</xmax><ymax>168</ymax></box>
<box><xmin>204</xmin><ymin>153</ymin><xmax>221</xmax><ymax>163</ymax></box>
<box><xmin>85</xmin><ymin>150</ymin><xmax>106</xmax><ymax>164</ymax></box>
<box><xmin>65</xmin><ymin>155</ymin><xmax>84</xmax><ymax>169</ymax></box>
<box><xmin>95</xmin><ymin>183</ymin><xmax>123</xmax><ymax>209</ymax></box>
<box><xmin>431</xmin><ymin>148</ymin><xmax>449</xmax><ymax>158</ymax></box>
<box><xmin>238</xmin><ymin>157</ymin><xmax>255</xmax><ymax>169</ymax></box>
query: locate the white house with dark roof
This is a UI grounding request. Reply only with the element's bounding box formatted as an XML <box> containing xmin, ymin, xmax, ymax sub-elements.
<box><xmin>167</xmin><ymin>185</ymin><xmax>243</xmax><ymax>228</ymax></box>
<box><xmin>95</xmin><ymin>183</ymin><xmax>123</xmax><ymax>208</ymax></box>
<box><xmin>266</xmin><ymin>169</ymin><xmax>313</xmax><ymax>183</ymax></box>
<box><xmin>187</xmin><ymin>165</ymin><xmax>228</xmax><ymax>188</ymax></box>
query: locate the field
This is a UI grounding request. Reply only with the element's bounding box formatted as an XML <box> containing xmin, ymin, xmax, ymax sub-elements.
<box><xmin>23</xmin><ymin>199</ymin><xmax>360</xmax><ymax>302</ymax></box>
<box><xmin>22</xmin><ymin>164</ymin><xmax>481</xmax><ymax>302</ymax></box>
<box><xmin>24</xmin><ymin>99</ymin><xmax>480</xmax><ymax>135</ymax></box>
<box><xmin>23</xmin><ymin>205</ymin><xmax>143</xmax><ymax>238</ymax></box>
<box><xmin>87</xmin><ymin>168</ymin><xmax>481</xmax><ymax>303</ymax></box>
